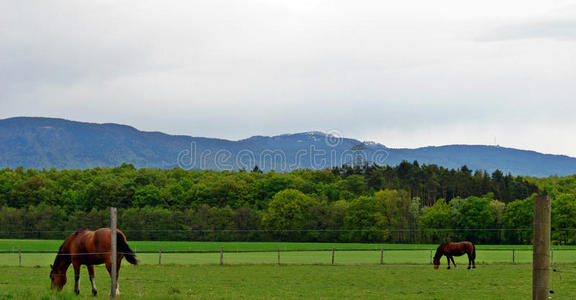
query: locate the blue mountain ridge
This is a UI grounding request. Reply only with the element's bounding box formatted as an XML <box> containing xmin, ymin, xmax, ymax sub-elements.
<box><xmin>1</xmin><ymin>117</ymin><xmax>575</xmax><ymax>177</ymax></box>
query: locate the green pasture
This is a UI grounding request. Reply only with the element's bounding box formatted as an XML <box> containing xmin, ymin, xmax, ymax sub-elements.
<box><xmin>1</xmin><ymin>248</ymin><xmax>575</xmax><ymax>267</ymax></box>
<box><xmin>0</xmin><ymin>240</ymin><xmax>442</xmax><ymax>252</ymax></box>
<box><xmin>1</xmin><ymin>241</ymin><xmax>573</xmax><ymax>299</ymax></box>
<box><xmin>1</xmin><ymin>264</ymin><xmax>576</xmax><ymax>299</ymax></box>
<box><xmin>3</xmin><ymin>239</ymin><xmax>576</xmax><ymax>253</ymax></box>
<box><xmin>2</xmin><ymin>240</ymin><xmax>576</xmax><ymax>268</ymax></box>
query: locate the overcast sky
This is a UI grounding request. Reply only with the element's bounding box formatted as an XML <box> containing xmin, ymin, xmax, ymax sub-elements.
<box><xmin>1</xmin><ymin>0</ymin><xmax>576</xmax><ymax>156</ymax></box>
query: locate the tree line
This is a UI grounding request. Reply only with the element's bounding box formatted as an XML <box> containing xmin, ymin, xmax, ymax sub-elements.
<box><xmin>0</xmin><ymin>162</ymin><xmax>574</xmax><ymax>244</ymax></box>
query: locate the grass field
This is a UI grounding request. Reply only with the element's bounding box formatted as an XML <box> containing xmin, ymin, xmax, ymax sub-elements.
<box><xmin>1</xmin><ymin>248</ymin><xmax>571</xmax><ymax>267</ymax></box>
<box><xmin>1</xmin><ymin>240</ymin><xmax>572</xmax><ymax>299</ymax></box>
<box><xmin>1</xmin><ymin>240</ymin><xmax>576</xmax><ymax>267</ymax></box>
<box><xmin>1</xmin><ymin>264</ymin><xmax>575</xmax><ymax>299</ymax></box>
<box><xmin>4</xmin><ymin>239</ymin><xmax>576</xmax><ymax>253</ymax></box>
<box><xmin>0</xmin><ymin>240</ymin><xmax>454</xmax><ymax>252</ymax></box>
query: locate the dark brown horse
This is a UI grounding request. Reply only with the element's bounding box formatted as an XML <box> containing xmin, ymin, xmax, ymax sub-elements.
<box><xmin>433</xmin><ymin>241</ymin><xmax>476</xmax><ymax>270</ymax></box>
<box><xmin>50</xmin><ymin>228</ymin><xmax>137</xmax><ymax>296</ymax></box>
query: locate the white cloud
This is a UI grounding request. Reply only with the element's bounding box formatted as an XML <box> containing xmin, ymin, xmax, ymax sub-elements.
<box><xmin>480</xmin><ymin>20</ymin><xmax>576</xmax><ymax>41</ymax></box>
<box><xmin>1</xmin><ymin>0</ymin><xmax>576</xmax><ymax>156</ymax></box>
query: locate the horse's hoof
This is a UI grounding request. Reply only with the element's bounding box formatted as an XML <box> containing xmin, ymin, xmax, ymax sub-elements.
<box><xmin>92</xmin><ymin>290</ymin><xmax>97</xmax><ymax>296</ymax></box>
<box><xmin>467</xmin><ymin>267</ymin><xmax>471</xmax><ymax>270</ymax></box>
<box><xmin>74</xmin><ymin>290</ymin><xmax>80</xmax><ymax>295</ymax></box>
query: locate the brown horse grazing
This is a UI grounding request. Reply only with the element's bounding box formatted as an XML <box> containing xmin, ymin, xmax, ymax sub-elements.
<box><xmin>433</xmin><ymin>241</ymin><xmax>476</xmax><ymax>270</ymax></box>
<box><xmin>50</xmin><ymin>228</ymin><xmax>137</xmax><ymax>296</ymax></box>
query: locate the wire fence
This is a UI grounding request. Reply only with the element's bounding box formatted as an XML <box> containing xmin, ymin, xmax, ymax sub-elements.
<box><xmin>1</xmin><ymin>196</ymin><xmax>570</xmax><ymax>298</ymax></box>
<box><xmin>1</xmin><ymin>226</ymin><xmax>576</xmax><ymax>267</ymax></box>
<box><xmin>2</xmin><ymin>246</ymin><xmax>575</xmax><ymax>267</ymax></box>
<box><xmin>3</xmin><ymin>227</ymin><xmax>576</xmax><ymax>249</ymax></box>
<box><xmin>2</xmin><ymin>228</ymin><xmax>574</xmax><ymax>298</ymax></box>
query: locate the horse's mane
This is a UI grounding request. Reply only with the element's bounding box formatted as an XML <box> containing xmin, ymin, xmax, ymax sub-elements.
<box><xmin>434</xmin><ymin>242</ymin><xmax>451</xmax><ymax>258</ymax></box>
<box><xmin>74</xmin><ymin>228</ymin><xmax>88</xmax><ymax>235</ymax></box>
<box><xmin>52</xmin><ymin>229</ymin><xmax>88</xmax><ymax>267</ymax></box>
<box><xmin>52</xmin><ymin>243</ymin><xmax>70</xmax><ymax>267</ymax></box>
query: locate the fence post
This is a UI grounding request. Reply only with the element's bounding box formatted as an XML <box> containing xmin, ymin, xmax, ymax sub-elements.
<box><xmin>159</xmin><ymin>247</ymin><xmax>162</xmax><ymax>265</ymax></box>
<box><xmin>220</xmin><ymin>247</ymin><xmax>224</xmax><ymax>265</ymax></box>
<box><xmin>533</xmin><ymin>195</ymin><xmax>551</xmax><ymax>300</ymax></box>
<box><xmin>18</xmin><ymin>246</ymin><xmax>21</xmax><ymax>267</ymax></box>
<box><xmin>110</xmin><ymin>207</ymin><xmax>118</xmax><ymax>298</ymax></box>
<box><xmin>430</xmin><ymin>249</ymin><xmax>433</xmax><ymax>264</ymax></box>
<box><xmin>380</xmin><ymin>249</ymin><xmax>384</xmax><ymax>265</ymax></box>
<box><xmin>512</xmin><ymin>249</ymin><xmax>515</xmax><ymax>264</ymax></box>
<box><xmin>331</xmin><ymin>248</ymin><xmax>335</xmax><ymax>265</ymax></box>
<box><xmin>277</xmin><ymin>248</ymin><xmax>280</xmax><ymax>265</ymax></box>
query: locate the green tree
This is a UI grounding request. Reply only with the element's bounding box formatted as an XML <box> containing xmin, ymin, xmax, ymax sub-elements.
<box><xmin>134</xmin><ymin>185</ymin><xmax>164</xmax><ymax>207</ymax></box>
<box><xmin>339</xmin><ymin>175</ymin><xmax>367</xmax><ymax>195</ymax></box>
<box><xmin>262</xmin><ymin>189</ymin><xmax>317</xmax><ymax>241</ymax></box>
<box><xmin>503</xmin><ymin>195</ymin><xmax>535</xmax><ymax>244</ymax></box>
<box><xmin>455</xmin><ymin>196</ymin><xmax>495</xmax><ymax>243</ymax></box>
<box><xmin>552</xmin><ymin>193</ymin><xmax>576</xmax><ymax>244</ymax></box>
<box><xmin>419</xmin><ymin>199</ymin><xmax>454</xmax><ymax>243</ymax></box>
<box><xmin>373</xmin><ymin>189</ymin><xmax>411</xmax><ymax>242</ymax></box>
<box><xmin>344</xmin><ymin>196</ymin><xmax>388</xmax><ymax>242</ymax></box>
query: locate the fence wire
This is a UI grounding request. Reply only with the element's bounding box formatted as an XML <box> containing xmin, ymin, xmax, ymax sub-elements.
<box><xmin>1</xmin><ymin>229</ymin><xmax>573</xmax><ymax>299</ymax></box>
<box><xmin>1</xmin><ymin>248</ymin><xmax>574</xmax><ymax>267</ymax></box>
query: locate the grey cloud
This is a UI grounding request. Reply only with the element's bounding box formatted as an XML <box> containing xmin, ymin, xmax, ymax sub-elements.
<box><xmin>1</xmin><ymin>0</ymin><xmax>576</xmax><ymax>157</ymax></box>
<box><xmin>479</xmin><ymin>20</ymin><xmax>576</xmax><ymax>42</ymax></box>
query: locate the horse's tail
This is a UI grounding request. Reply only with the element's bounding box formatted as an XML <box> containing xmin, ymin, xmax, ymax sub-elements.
<box><xmin>117</xmin><ymin>232</ymin><xmax>138</xmax><ymax>265</ymax></box>
<box><xmin>471</xmin><ymin>242</ymin><xmax>476</xmax><ymax>260</ymax></box>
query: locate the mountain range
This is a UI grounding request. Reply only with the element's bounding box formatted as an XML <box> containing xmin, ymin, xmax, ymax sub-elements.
<box><xmin>1</xmin><ymin>117</ymin><xmax>575</xmax><ymax>177</ymax></box>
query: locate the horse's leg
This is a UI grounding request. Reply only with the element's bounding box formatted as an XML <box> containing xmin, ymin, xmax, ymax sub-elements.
<box><xmin>87</xmin><ymin>264</ymin><xmax>97</xmax><ymax>296</ymax></box>
<box><xmin>105</xmin><ymin>261</ymin><xmax>114</xmax><ymax>297</ymax></box>
<box><xmin>72</xmin><ymin>261</ymin><xmax>81</xmax><ymax>295</ymax></box>
<box><xmin>467</xmin><ymin>253</ymin><xmax>472</xmax><ymax>269</ymax></box>
<box><xmin>446</xmin><ymin>256</ymin><xmax>451</xmax><ymax>269</ymax></box>
<box><xmin>450</xmin><ymin>256</ymin><xmax>457</xmax><ymax>268</ymax></box>
<box><xmin>115</xmin><ymin>258</ymin><xmax>122</xmax><ymax>296</ymax></box>
<box><xmin>105</xmin><ymin>260</ymin><xmax>122</xmax><ymax>296</ymax></box>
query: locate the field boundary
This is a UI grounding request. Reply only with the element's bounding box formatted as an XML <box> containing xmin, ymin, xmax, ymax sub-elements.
<box><xmin>3</xmin><ymin>247</ymin><xmax>576</xmax><ymax>254</ymax></box>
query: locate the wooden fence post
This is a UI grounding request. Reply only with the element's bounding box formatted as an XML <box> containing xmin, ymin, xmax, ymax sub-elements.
<box><xmin>277</xmin><ymin>248</ymin><xmax>280</xmax><ymax>265</ymax></box>
<box><xmin>220</xmin><ymin>247</ymin><xmax>224</xmax><ymax>265</ymax></box>
<box><xmin>18</xmin><ymin>246</ymin><xmax>21</xmax><ymax>267</ymax></box>
<box><xmin>110</xmin><ymin>207</ymin><xmax>118</xmax><ymax>298</ymax></box>
<box><xmin>512</xmin><ymin>249</ymin><xmax>515</xmax><ymax>264</ymax></box>
<box><xmin>331</xmin><ymin>248</ymin><xmax>335</xmax><ymax>265</ymax></box>
<box><xmin>380</xmin><ymin>249</ymin><xmax>384</xmax><ymax>265</ymax></box>
<box><xmin>430</xmin><ymin>249</ymin><xmax>433</xmax><ymax>264</ymax></box>
<box><xmin>159</xmin><ymin>247</ymin><xmax>162</xmax><ymax>265</ymax></box>
<box><xmin>533</xmin><ymin>195</ymin><xmax>551</xmax><ymax>300</ymax></box>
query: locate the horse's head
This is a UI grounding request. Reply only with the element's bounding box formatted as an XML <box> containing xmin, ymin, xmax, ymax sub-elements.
<box><xmin>433</xmin><ymin>256</ymin><xmax>441</xmax><ymax>269</ymax></box>
<box><xmin>433</xmin><ymin>243</ymin><xmax>445</xmax><ymax>269</ymax></box>
<box><xmin>49</xmin><ymin>264</ymin><xmax>66</xmax><ymax>290</ymax></box>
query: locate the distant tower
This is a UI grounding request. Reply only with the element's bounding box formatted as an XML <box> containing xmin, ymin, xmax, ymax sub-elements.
<box><xmin>350</xmin><ymin>143</ymin><xmax>367</xmax><ymax>167</ymax></box>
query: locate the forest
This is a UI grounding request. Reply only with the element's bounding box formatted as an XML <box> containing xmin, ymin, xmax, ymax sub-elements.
<box><xmin>1</xmin><ymin>161</ymin><xmax>575</xmax><ymax>244</ymax></box>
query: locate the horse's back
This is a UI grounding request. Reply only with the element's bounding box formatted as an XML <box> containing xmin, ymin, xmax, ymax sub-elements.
<box><xmin>449</xmin><ymin>241</ymin><xmax>473</xmax><ymax>247</ymax></box>
<box><xmin>67</xmin><ymin>229</ymin><xmax>93</xmax><ymax>251</ymax></box>
<box><xmin>456</xmin><ymin>241</ymin><xmax>474</xmax><ymax>253</ymax></box>
<box><xmin>444</xmin><ymin>241</ymin><xmax>474</xmax><ymax>256</ymax></box>
<box><xmin>69</xmin><ymin>228</ymin><xmax>114</xmax><ymax>265</ymax></box>
<box><xmin>460</xmin><ymin>241</ymin><xmax>474</xmax><ymax>249</ymax></box>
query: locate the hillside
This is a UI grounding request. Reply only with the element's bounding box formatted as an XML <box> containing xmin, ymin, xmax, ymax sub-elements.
<box><xmin>1</xmin><ymin>117</ymin><xmax>575</xmax><ymax>177</ymax></box>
